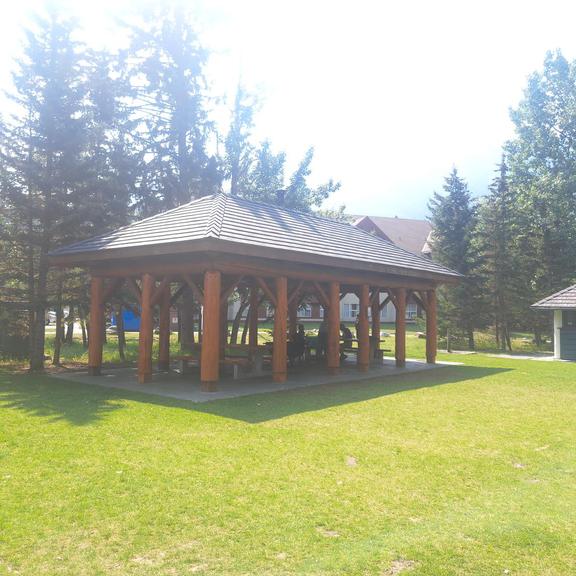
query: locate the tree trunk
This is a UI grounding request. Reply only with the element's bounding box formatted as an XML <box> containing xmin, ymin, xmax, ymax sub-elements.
<box><xmin>467</xmin><ymin>328</ymin><xmax>475</xmax><ymax>351</ymax></box>
<box><xmin>180</xmin><ymin>291</ymin><xmax>195</xmax><ymax>351</ymax></box>
<box><xmin>446</xmin><ymin>328</ymin><xmax>452</xmax><ymax>353</ymax></box>
<box><xmin>116</xmin><ymin>304</ymin><xmax>126</xmax><ymax>362</ymax></box>
<box><xmin>240</xmin><ymin>313</ymin><xmax>249</xmax><ymax>344</ymax></box>
<box><xmin>65</xmin><ymin>304</ymin><xmax>74</xmax><ymax>344</ymax></box>
<box><xmin>79</xmin><ymin>306</ymin><xmax>88</xmax><ymax>348</ymax></box>
<box><xmin>230</xmin><ymin>298</ymin><xmax>249</xmax><ymax>344</ymax></box>
<box><xmin>52</xmin><ymin>277</ymin><xmax>64</xmax><ymax>365</ymax></box>
<box><xmin>29</xmin><ymin>247</ymin><xmax>49</xmax><ymax>372</ymax></box>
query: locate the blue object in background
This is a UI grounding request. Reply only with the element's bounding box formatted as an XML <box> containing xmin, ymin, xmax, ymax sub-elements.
<box><xmin>111</xmin><ymin>309</ymin><xmax>141</xmax><ymax>332</ymax></box>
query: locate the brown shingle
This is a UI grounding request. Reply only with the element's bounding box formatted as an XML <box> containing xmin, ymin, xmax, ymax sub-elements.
<box><xmin>532</xmin><ymin>285</ymin><xmax>576</xmax><ymax>309</ymax></box>
<box><xmin>50</xmin><ymin>193</ymin><xmax>460</xmax><ymax>280</ymax></box>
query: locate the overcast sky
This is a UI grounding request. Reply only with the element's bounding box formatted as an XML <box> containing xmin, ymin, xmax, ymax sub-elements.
<box><xmin>1</xmin><ymin>0</ymin><xmax>576</xmax><ymax>218</ymax></box>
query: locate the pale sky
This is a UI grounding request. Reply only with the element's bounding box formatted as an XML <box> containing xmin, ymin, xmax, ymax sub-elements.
<box><xmin>1</xmin><ymin>0</ymin><xmax>576</xmax><ymax>218</ymax></box>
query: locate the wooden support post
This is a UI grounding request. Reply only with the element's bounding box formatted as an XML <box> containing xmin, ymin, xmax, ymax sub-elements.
<box><xmin>394</xmin><ymin>288</ymin><xmax>407</xmax><ymax>368</ymax></box>
<box><xmin>426</xmin><ymin>288</ymin><xmax>437</xmax><ymax>364</ymax></box>
<box><xmin>358</xmin><ymin>284</ymin><xmax>370</xmax><ymax>371</ymax></box>
<box><xmin>158</xmin><ymin>284</ymin><xmax>171</xmax><ymax>371</ymax></box>
<box><xmin>288</xmin><ymin>301</ymin><xmax>298</xmax><ymax>338</ymax></box>
<box><xmin>327</xmin><ymin>281</ymin><xmax>340</xmax><ymax>375</ymax></box>
<box><xmin>273</xmin><ymin>276</ymin><xmax>288</xmax><ymax>383</ymax></box>
<box><xmin>137</xmin><ymin>273</ymin><xmax>155</xmax><ymax>384</ymax></box>
<box><xmin>201</xmin><ymin>270</ymin><xmax>221</xmax><ymax>391</ymax></box>
<box><xmin>371</xmin><ymin>290</ymin><xmax>381</xmax><ymax>343</ymax></box>
<box><xmin>220</xmin><ymin>299</ymin><xmax>228</xmax><ymax>355</ymax></box>
<box><xmin>88</xmin><ymin>276</ymin><xmax>104</xmax><ymax>376</ymax></box>
<box><xmin>249</xmin><ymin>281</ymin><xmax>259</xmax><ymax>355</ymax></box>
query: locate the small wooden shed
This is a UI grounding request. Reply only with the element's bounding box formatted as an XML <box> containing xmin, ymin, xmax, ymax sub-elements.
<box><xmin>532</xmin><ymin>284</ymin><xmax>576</xmax><ymax>360</ymax></box>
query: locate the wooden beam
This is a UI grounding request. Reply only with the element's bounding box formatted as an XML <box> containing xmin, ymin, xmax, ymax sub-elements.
<box><xmin>151</xmin><ymin>276</ymin><xmax>171</xmax><ymax>307</ymax></box>
<box><xmin>378</xmin><ymin>295</ymin><xmax>392</xmax><ymax>311</ymax></box>
<box><xmin>220</xmin><ymin>275</ymin><xmax>244</xmax><ymax>306</ymax></box>
<box><xmin>273</xmin><ymin>276</ymin><xmax>288</xmax><ymax>383</ymax></box>
<box><xmin>313</xmin><ymin>282</ymin><xmax>329</xmax><ymax>309</ymax></box>
<box><xmin>393</xmin><ymin>288</ymin><xmax>407</xmax><ymax>368</ymax></box>
<box><xmin>102</xmin><ymin>277</ymin><xmax>124</xmax><ymax>302</ymax></box>
<box><xmin>170</xmin><ymin>283</ymin><xmax>187</xmax><ymax>305</ymax></box>
<box><xmin>327</xmin><ymin>282</ymin><xmax>340</xmax><ymax>375</ymax></box>
<box><xmin>288</xmin><ymin>280</ymin><xmax>305</xmax><ymax>305</ymax></box>
<box><xmin>371</xmin><ymin>288</ymin><xmax>381</xmax><ymax>342</ymax></box>
<box><xmin>358</xmin><ymin>284</ymin><xmax>370</xmax><ymax>372</ymax></box>
<box><xmin>158</xmin><ymin>284</ymin><xmax>171</xmax><ymax>371</ymax></box>
<box><xmin>256</xmin><ymin>277</ymin><xmax>277</xmax><ymax>307</ymax></box>
<box><xmin>183</xmin><ymin>273</ymin><xmax>204</xmax><ymax>305</ymax></box>
<box><xmin>89</xmin><ymin>255</ymin><xmax>440</xmax><ymax>290</ymax></box>
<box><xmin>249</xmin><ymin>280</ymin><xmax>259</xmax><ymax>354</ymax></box>
<box><xmin>88</xmin><ymin>276</ymin><xmax>104</xmax><ymax>376</ymax></box>
<box><xmin>137</xmin><ymin>273</ymin><xmax>155</xmax><ymax>384</ymax></box>
<box><xmin>426</xmin><ymin>289</ymin><xmax>437</xmax><ymax>364</ymax></box>
<box><xmin>201</xmin><ymin>270</ymin><xmax>221</xmax><ymax>391</ymax></box>
<box><xmin>412</xmin><ymin>290</ymin><xmax>428</xmax><ymax>312</ymax></box>
<box><xmin>126</xmin><ymin>277</ymin><xmax>142</xmax><ymax>301</ymax></box>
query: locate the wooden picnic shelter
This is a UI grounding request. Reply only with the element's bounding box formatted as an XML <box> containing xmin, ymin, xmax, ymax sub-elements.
<box><xmin>49</xmin><ymin>193</ymin><xmax>459</xmax><ymax>391</ymax></box>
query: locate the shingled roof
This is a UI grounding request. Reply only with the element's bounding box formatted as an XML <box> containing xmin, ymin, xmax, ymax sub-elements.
<box><xmin>50</xmin><ymin>193</ymin><xmax>460</xmax><ymax>280</ymax></box>
<box><xmin>532</xmin><ymin>285</ymin><xmax>576</xmax><ymax>310</ymax></box>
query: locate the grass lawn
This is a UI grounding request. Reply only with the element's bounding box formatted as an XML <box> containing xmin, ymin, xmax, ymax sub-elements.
<box><xmin>1</xmin><ymin>348</ymin><xmax>575</xmax><ymax>574</ymax></box>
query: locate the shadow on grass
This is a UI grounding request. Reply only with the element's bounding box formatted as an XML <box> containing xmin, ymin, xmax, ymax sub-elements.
<box><xmin>0</xmin><ymin>365</ymin><xmax>511</xmax><ymax>425</ymax></box>
<box><xmin>192</xmin><ymin>365</ymin><xmax>511</xmax><ymax>423</ymax></box>
<box><xmin>0</xmin><ymin>373</ymin><xmax>124</xmax><ymax>426</ymax></box>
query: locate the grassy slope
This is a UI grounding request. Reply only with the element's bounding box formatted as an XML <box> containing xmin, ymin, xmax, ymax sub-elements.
<box><xmin>1</xmin><ymin>351</ymin><xmax>575</xmax><ymax>575</ymax></box>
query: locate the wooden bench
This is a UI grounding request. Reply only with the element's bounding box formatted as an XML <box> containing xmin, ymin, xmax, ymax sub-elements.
<box><xmin>174</xmin><ymin>355</ymin><xmax>251</xmax><ymax>379</ymax></box>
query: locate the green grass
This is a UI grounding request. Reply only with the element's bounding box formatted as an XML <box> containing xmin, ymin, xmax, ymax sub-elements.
<box><xmin>1</xmin><ymin>348</ymin><xmax>575</xmax><ymax>574</ymax></box>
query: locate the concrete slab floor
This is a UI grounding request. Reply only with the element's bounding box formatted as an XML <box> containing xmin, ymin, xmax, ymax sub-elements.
<box><xmin>50</xmin><ymin>359</ymin><xmax>461</xmax><ymax>403</ymax></box>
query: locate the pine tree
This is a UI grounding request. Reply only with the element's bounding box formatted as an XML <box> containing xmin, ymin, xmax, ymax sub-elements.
<box><xmin>429</xmin><ymin>168</ymin><xmax>485</xmax><ymax>350</ymax></box>
<box><xmin>126</xmin><ymin>3</ymin><xmax>222</xmax><ymax>215</ymax></box>
<box><xmin>507</xmin><ymin>50</ymin><xmax>576</xmax><ymax>341</ymax></box>
<box><xmin>225</xmin><ymin>84</ymin><xmax>257</xmax><ymax>197</ymax></box>
<box><xmin>0</xmin><ymin>11</ymin><xmax>92</xmax><ymax>370</ymax></box>
<box><xmin>476</xmin><ymin>157</ymin><xmax>517</xmax><ymax>350</ymax></box>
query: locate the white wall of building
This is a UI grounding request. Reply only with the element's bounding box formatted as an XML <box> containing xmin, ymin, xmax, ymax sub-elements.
<box><xmin>554</xmin><ymin>309</ymin><xmax>563</xmax><ymax>359</ymax></box>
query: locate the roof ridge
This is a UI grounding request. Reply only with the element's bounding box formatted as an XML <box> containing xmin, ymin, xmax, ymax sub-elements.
<box><xmin>204</xmin><ymin>192</ymin><xmax>227</xmax><ymax>238</ymax></box>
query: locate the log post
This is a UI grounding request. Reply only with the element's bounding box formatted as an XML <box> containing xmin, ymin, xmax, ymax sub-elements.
<box><xmin>371</xmin><ymin>290</ymin><xmax>381</xmax><ymax>345</ymax></box>
<box><xmin>426</xmin><ymin>288</ymin><xmax>437</xmax><ymax>364</ymax></box>
<box><xmin>249</xmin><ymin>280</ymin><xmax>259</xmax><ymax>356</ymax></box>
<box><xmin>137</xmin><ymin>274</ymin><xmax>155</xmax><ymax>384</ymax></box>
<box><xmin>358</xmin><ymin>284</ymin><xmax>370</xmax><ymax>371</ymax></box>
<box><xmin>327</xmin><ymin>281</ymin><xmax>340</xmax><ymax>375</ymax></box>
<box><xmin>201</xmin><ymin>270</ymin><xmax>221</xmax><ymax>391</ymax></box>
<box><xmin>288</xmin><ymin>301</ymin><xmax>298</xmax><ymax>338</ymax></box>
<box><xmin>394</xmin><ymin>288</ymin><xmax>406</xmax><ymax>368</ymax></box>
<box><xmin>273</xmin><ymin>276</ymin><xmax>288</xmax><ymax>383</ymax></box>
<box><xmin>88</xmin><ymin>276</ymin><xmax>104</xmax><ymax>376</ymax></box>
<box><xmin>158</xmin><ymin>284</ymin><xmax>171</xmax><ymax>371</ymax></box>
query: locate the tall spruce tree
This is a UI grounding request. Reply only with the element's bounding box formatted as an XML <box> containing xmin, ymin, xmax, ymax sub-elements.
<box><xmin>507</xmin><ymin>50</ymin><xmax>576</xmax><ymax>341</ymax></box>
<box><xmin>126</xmin><ymin>3</ymin><xmax>222</xmax><ymax>215</ymax></box>
<box><xmin>225</xmin><ymin>84</ymin><xmax>256</xmax><ymax>197</ymax></box>
<box><xmin>0</xmin><ymin>11</ymin><xmax>92</xmax><ymax>370</ymax></box>
<box><xmin>476</xmin><ymin>157</ymin><xmax>517</xmax><ymax>350</ymax></box>
<box><xmin>429</xmin><ymin>168</ymin><xmax>484</xmax><ymax>350</ymax></box>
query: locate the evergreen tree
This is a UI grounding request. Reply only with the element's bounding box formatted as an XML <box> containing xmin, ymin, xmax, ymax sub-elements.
<box><xmin>225</xmin><ymin>84</ymin><xmax>257</xmax><ymax>197</ymax></box>
<box><xmin>126</xmin><ymin>3</ymin><xmax>222</xmax><ymax>215</ymax></box>
<box><xmin>507</xmin><ymin>50</ymin><xmax>576</xmax><ymax>341</ymax></box>
<box><xmin>429</xmin><ymin>168</ymin><xmax>485</xmax><ymax>350</ymax></box>
<box><xmin>476</xmin><ymin>157</ymin><xmax>518</xmax><ymax>350</ymax></box>
<box><xmin>0</xmin><ymin>11</ymin><xmax>92</xmax><ymax>370</ymax></box>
